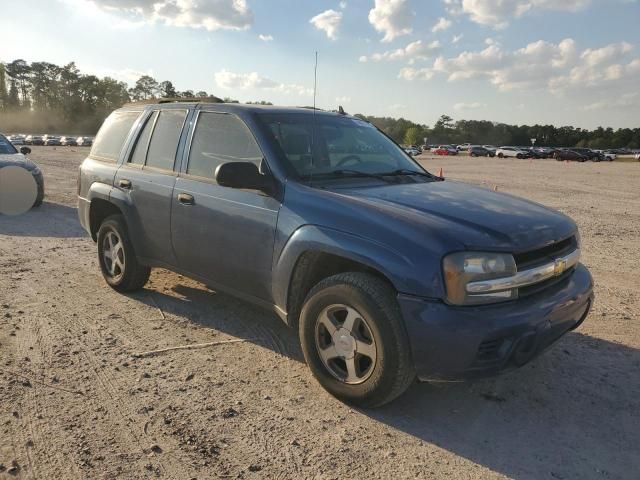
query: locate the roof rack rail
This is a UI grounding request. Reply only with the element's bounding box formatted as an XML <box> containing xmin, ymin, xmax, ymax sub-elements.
<box><xmin>124</xmin><ymin>96</ymin><xmax>224</xmax><ymax>106</ymax></box>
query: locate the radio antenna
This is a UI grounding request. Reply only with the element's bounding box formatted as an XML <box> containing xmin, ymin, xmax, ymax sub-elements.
<box><xmin>313</xmin><ymin>51</ymin><xmax>318</xmax><ymax>112</ymax></box>
<box><xmin>311</xmin><ymin>51</ymin><xmax>318</xmax><ymax>168</ymax></box>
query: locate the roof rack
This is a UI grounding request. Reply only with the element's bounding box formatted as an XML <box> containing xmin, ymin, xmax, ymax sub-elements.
<box><xmin>124</xmin><ymin>96</ymin><xmax>224</xmax><ymax>106</ymax></box>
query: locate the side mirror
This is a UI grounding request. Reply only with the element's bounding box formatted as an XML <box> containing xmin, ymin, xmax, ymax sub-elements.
<box><xmin>215</xmin><ymin>162</ymin><xmax>267</xmax><ymax>191</ymax></box>
<box><xmin>20</xmin><ymin>146</ymin><xmax>31</xmax><ymax>155</ymax></box>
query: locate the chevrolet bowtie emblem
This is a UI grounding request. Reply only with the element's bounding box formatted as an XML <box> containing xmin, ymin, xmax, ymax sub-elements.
<box><xmin>554</xmin><ymin>259</ymin><xmax>567</xmax><ymax>276</ymax></box>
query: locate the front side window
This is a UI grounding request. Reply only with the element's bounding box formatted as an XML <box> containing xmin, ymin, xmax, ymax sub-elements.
<box><xmin>146</xmin><ymin>109</ymin><xmax>187</xmax><ymax>171</ymax></box>
<box><xmin>186</xmin><ymin>112</ymin><xmax>262</xmax><ymax>179</ymax></box>
<box><xmin>91</xmin><ymin>111</ymin><xmax>141</xmax><ymax>162</ymax></box>
<box><xmin>257</xmin><ymin>113</ymin><xmax>424</xmax><ymax>178</ymax></box>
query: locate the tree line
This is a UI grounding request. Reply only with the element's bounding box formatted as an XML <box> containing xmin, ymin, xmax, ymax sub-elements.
<box><xmin>0</xmin><ymin>59</ymin><xmax>638</xmax><ymax>148</ymax></box>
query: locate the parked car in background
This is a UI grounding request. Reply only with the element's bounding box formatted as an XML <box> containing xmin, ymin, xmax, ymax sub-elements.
<box><xmin>592</xmin><ymin>149</ymin><xmax>616</xmax><ymax>161</ymax></box>
<box><xmin>404</xmin><ymin>146</ymin><xmax>421</xmax><ymax>156</ymax></box>
<box><xmin>0</xmin><ymin>134</ymin><xmax>44</xmax><ymax>207</ymax></box>
<box><xmin>554</xmin><ymin>149</ymin><xmax>588</xmax><ymax>161</ymax></box>
<box><xmin>570</xmin><ymin>148</ymin><xmax>602</xmax><ymax>161</ymax></box>
<box><xmin>78</xmin><ymin>102</ymin><xmax>593</xmax><ymax>407</ymax></box>
<box><xmin>635</xmin><ymin>152</ymin><xmax>640</xmax><ymax>161</ymax></box>
<box><xmin>457</xmin><ymin>143</ymin><xmax>471</xmax><ymax>151</ymax></box>
<box><xmin>482</xmin><ymin>145</ymin><xmax>497</xmax><ymax>155</ymax></box>
<box><xmin>77</xmin><ymin>136</ymin><xmax>94</xmax><ymax>147</ymax></box>
<box><xmin>8</xmin><ymin>134</ymin><xmax>25</xmax><ymax>145</ymax></box>
<box><xmin>469</xmin><ymin>145</ymin><xmax>494</xmax><ymax>157</ymax></box>
<box><xmin>431</xmin><ymin>145</ymin><xmax>458</xmax><ymax>155</ymax></box>
<box><xmin>44</xmin><ymin>135</ymin><xmax>61</xmax><ymax>146</ymax></box>
<box><xmin>534</xmin><ymin>147</ymin><xmax>555</xmax><ymax>158</ymax></box>
<box><xmin>25</xmin><ymin>135</ymin><xmax>44</xmax><ymax>145</ymax></box>
<box><xmin>496</xmin><ymin>146</ymin><xmax>528</xmax><ymax>159</ymax></box>
<box><xmin>60</xmin><ymin>136</ymin><xmax>78</xmax><ymax>146</ymax></box>
<box><xmin>524</xmin><ymin>148</ymin><xmax>546</xmax><ymax>159</ymax></box>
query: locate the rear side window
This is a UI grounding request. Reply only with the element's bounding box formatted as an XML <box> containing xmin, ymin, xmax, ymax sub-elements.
<box><xmin>91</xmin><ymin>111</ymin><xmax>140</xmax><ymax>162</ymax></box>
<box><xmin>186</xmin><ymin>112</ymin><xmax>262</xmax><ymax>179</ymax></box>
<box><xmin>146</xmin><ymin>110</ymin><xmax>187</xmax><ymax>171</ymax></box>
<box><xmin>129</xmin><ymin>111</ymin><xmax>158</xmax><ymax>165</ymax></box>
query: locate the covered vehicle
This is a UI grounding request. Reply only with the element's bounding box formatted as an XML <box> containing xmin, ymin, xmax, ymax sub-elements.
<box><xmin>0</xmin><ymin>134</ymin><xmax>44</xmax><ymax>207</ymax></box>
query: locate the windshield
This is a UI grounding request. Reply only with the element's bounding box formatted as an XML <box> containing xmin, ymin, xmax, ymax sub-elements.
<box><xmin>256</xmin><ymin>113</ymin><xmax>426</xmax><ymax>179</ymax></box>
<box><xmin>0</xmin><ymin>135</ymin><xmax>18</xmax><ymax>154</ymax></box>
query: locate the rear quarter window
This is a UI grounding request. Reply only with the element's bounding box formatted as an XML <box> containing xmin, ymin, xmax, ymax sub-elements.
<box><xmin>90</xmin><ymin>111</ymin><xmax>141</xmax><ymax>162</ymax></box>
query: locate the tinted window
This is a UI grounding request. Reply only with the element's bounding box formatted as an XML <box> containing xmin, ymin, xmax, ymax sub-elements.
<box><xmin>187</xmin><ymin>112</ymin><xmax>262</xmax><ymax>179</ymax></box>
<box><xmin>257</xmin><ymin>113</ymin><xmax>424</xmax><ymax>178</ymax></box>
<box><xmin>129</xmin><ymin>111</ymin><xmax>158</xmax><ymax>165</ymax></box>
<box><xmin>91</xmin><ymin>111</ymin><xmax>140</xmax><ymax>162</ymax></box>
<box><xmin>0</xmin><ymin>135</ymin><xmax>17</xmax><ymax>154</ymax></box>
<box><xmin>146</xmin><ymin>110</ymin><xmax>187</xmax><ymax>171</ymax></box>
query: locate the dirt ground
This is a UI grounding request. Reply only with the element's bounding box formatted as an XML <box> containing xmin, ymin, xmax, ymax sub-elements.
<box><xmin>1</xmin><ymin>146</ymin><xmax>639</xmax><ymax>479</ymax></box>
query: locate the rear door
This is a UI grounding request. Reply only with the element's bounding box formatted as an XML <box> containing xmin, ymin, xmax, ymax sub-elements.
<box><xmin>114</xmin><ymin>107</ymin><xmax>189</xmax><ymax>266</ymax></box>
<box><xmin>171</xmin><ymin>109</ymin><xmax>280</xmax><ymax>301</ymax></box>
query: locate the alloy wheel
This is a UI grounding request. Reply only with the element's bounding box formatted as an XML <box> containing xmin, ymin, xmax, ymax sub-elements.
<box><xmin>102</xmin><ymin>229</ymin><xmax>125</xmax><ymax>281</ymax></box>
<box><xmin>314</xmin><ymin>304</ymin><xmax>377</xmax><ymax>384</ymax></box>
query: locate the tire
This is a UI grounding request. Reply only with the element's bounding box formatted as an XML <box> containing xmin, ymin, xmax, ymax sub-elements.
<box><xmin>97</xmin><ymin>214</ymin><xmax>150</xmax><ymax>292</ymax></box>
<box><xmin>498</xmin><ymin>153</ymin><xmax>504</xmax><ymax>158</ymax></box>
<box><xmin>516</xmin><ymin>154</ymin><xmax>523</xmax><ymax>159</ymax></box>
<box><xmin>299</xmin><ymin>272</ymin><xmax>415</xmax><ymax>407</ymax></box>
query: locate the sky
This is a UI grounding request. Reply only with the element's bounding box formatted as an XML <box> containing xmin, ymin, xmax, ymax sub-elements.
<box><xmin>1</xmin><ymin>0</ymin><xmax>639</xmax><ymax>129</ymax></box>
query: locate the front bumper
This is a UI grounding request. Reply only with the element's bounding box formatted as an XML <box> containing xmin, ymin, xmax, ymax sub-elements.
<box><xmin>398</xmin><ymin>263</ymin><xmax>594</xmax><ymax>381</ymax></box>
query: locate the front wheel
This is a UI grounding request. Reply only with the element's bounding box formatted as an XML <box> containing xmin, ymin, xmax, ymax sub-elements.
<box><xmin>97</xmin><ymin>214</ymin><xmax>150</xmax><ymax>292</ymax></box>
<box><xmin>299</xmin><ymin>273</ymin><xmax>415</xmax><ymax>407</ymax></box>
<box><xmin>497</xmin><ymin>153</ymin><xmax>504</xmax><ymax>158</ymax></box>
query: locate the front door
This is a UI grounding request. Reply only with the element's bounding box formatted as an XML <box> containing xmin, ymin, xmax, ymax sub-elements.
<box><xmin>171</xmin><ymin>111</ymin><xmax>280</xmax><ymax>301</ymax></box>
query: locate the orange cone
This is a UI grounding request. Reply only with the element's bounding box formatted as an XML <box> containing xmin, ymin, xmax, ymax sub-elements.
<box><xmin>439</xmin><ymin>167</ymin><xmax>443</xmax><ymax>178</ymax></box>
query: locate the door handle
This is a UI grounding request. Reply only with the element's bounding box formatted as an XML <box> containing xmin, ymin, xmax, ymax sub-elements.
<box><xmin>177</xmin><ymin>193</ymin><xmax>195</xmax><ymax>205</ymax></box>
<box><xmin>118</xmin><ymin>179</ymin><xmax>132</xmax><ymax>189</ymax></box>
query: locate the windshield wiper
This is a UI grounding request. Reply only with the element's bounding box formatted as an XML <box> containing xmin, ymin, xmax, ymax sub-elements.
<box><xmin>378</xmin><ymin>168</ymin><xmax>443</xmax><ymax>181</ymax></box>
<box><xmin>306</xmin><ymin>169</ymin><xmax>396</xmax><ymax>183</ymax></box>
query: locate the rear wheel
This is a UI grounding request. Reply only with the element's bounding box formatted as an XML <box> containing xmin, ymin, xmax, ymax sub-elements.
<box><xmin>97</xmin><ymin>214</ymin><xmax>150</xmax><ymax>292</ymax></box>
<box><xmin>498</xmin><ymin>153</ymin><xmax>504</xmax><ymax>158</ymax></box>
<box><xmin>299</xmin><ymin>273</ymin><xmax>415</xmax><ymax>407</ymax></box>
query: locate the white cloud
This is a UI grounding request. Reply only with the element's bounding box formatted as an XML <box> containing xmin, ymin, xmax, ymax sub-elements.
<box><xmin>368</xmin><ymin>0</ymin><xmax>414</xmax><ymax>42</ymax></box>
<box><xmin>258</xmin><ymin>34</ymin><xmax>273</xmax><ymax>42</ymax></box>
<box><xmin>310</xmin><ymin>9</ymin><xmax>343</xmax><ymax>40</ymax></box>
<box><xmin>432</xmin><ymin>17</ymin><xmax>452</xmax><ymax>32</ymax></box>
<box><xmin>84</xmin><ymin>0</ymin><xmax>253</xmax><ymax>31</ymax></box>
<box><xmin>580</xmin><ymin>41</ymin><xmax>633</xmax><ymax>66</ymax></box>
<box><xmin>398</xmin><ymin>67</ymin><xmax>434</xmax><ymax>81</ymax></box>
<box><xmin>214</xmin><ymin>70</ymin><xmax>312</xmax><ymax>96</ymax></box>
<box><xmin>360</xmin><ymin>40</ymin><xmax>440</xmax><ymax>63</ymax></box>
<box><xmin>444</xmin><ymin>0</ymin><xmax>591</xmax><ymax>28</ymax></box>
<box><xmin>454</xmin><ymin>101</ymin><xmax>486</xmax><ymax>110</ymax></box>
<box><xmin>452</xmin><ymin>34</ymin><xmax>463</xmax><ymax>44</ymax></box>
<box><xmin>399</xmin><ymin>38</ymin><xmax>639</xmax><ymax>97</ymax></box>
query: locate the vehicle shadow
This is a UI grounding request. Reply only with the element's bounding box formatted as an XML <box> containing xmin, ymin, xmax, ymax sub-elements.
<box><xmin>365</xmin><ymin>331</ymin><xmax>640</xmax><ymax>479</ymax></box>
<box><xmin>0</xmin><ymin>201</ymin><xmax>87</xmax><ymax>238</ymax></box>
<box><xmin>130</xmin><ymin>282</ymin><xmax>639</xmax><ymax>479</ymax></box>
<box><xmin>132</xmin><ymin>282</ymin><xmax>304</xmax><ymax>362</ymax></box>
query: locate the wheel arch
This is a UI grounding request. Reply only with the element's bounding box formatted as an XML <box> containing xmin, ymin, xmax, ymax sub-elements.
<box><xmin>273</xmin><ymin>225</ymin><xmax>413</xmax><ymax>328</ymax></box>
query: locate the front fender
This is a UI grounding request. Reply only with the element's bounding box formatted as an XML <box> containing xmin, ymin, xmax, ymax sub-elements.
<box><xmin>272</xmin><ymin>225</ymin><xmax>435</xmax><ymax>313</ymax></box>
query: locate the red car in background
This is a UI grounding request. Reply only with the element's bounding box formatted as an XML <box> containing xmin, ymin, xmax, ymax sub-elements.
<box><xmin>431</xmin><ymin>145</ymin><xmax>458</xmax><ymax>155</ymax></box>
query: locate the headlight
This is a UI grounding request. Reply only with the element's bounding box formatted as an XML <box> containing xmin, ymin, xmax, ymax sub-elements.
<box><xmin>443</xmin><ymin>252</ymin><xmax>517</xmax><ymax>305</ymax></box>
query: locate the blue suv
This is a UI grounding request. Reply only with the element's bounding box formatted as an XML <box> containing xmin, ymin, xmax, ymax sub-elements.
<box><xmin>78</xmin><ymin>102</ymin><xmax>593</xmax><ymax>406</ymax></box>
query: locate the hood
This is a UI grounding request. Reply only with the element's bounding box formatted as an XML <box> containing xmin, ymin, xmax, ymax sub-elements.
<box><xmin>0</xmin><ymin>153</ymin><xmax>39</xmax><ymax>171</ymax></box>
<box><xmin>336</xmin><ymin>180</ymin><xmax>576</xmax><ymax>252</ymax></box>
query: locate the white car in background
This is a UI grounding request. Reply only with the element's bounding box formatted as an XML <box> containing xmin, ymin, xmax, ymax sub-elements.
<box><xmin>496</xmin><ymin>146</ymin><xmax>528</xmax><ymax>159</ymax></box>
<box><xmin>457</xmin><ymin>143</ymin><xmax>471</xmax><ymax>151</ymax></box>
<box><xmin>593</xmin><ymin>150</ymin><xmax>616</xmax><ymax>161</ymax></box>
<box><xmin>404</xmin><ymin>146</ymin><xmax>421</xmax><ymax>156</ymax></box>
